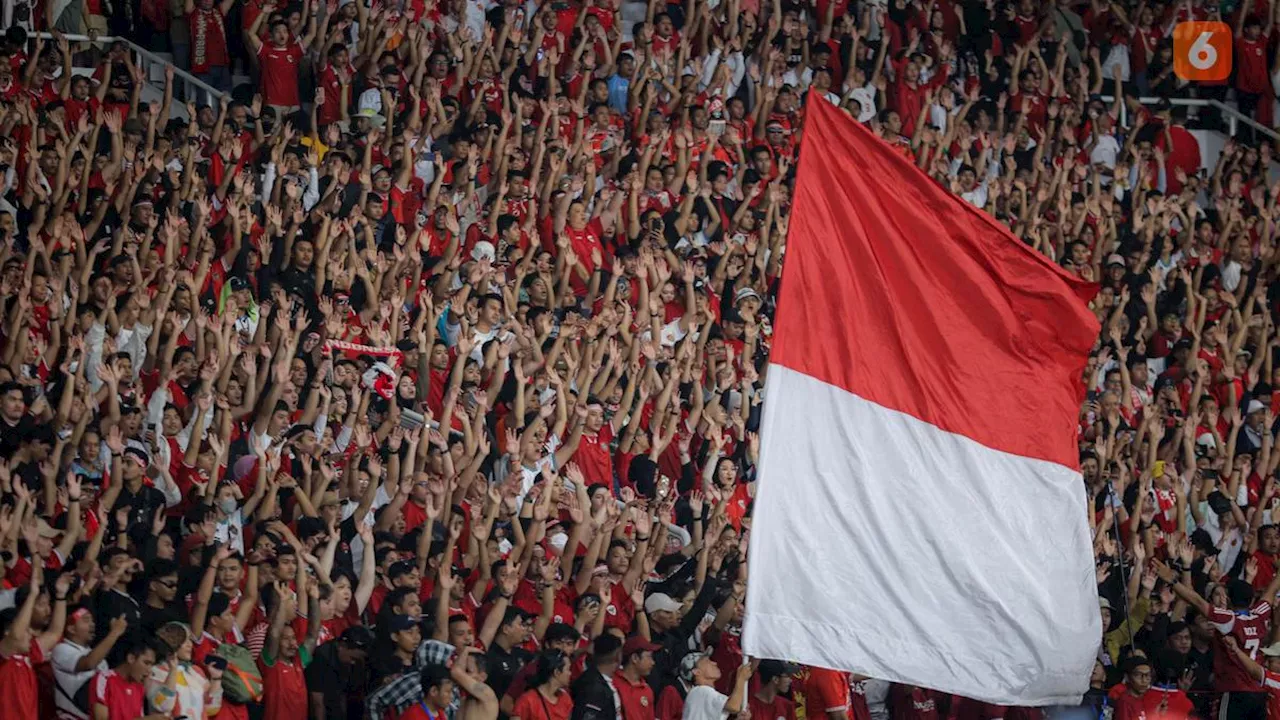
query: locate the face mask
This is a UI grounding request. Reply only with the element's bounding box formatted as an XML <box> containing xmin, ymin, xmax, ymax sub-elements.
<box><xmin>219</xmin><ymin>498</ymin><xmax>238</xmax><ymax>514</ymax></box>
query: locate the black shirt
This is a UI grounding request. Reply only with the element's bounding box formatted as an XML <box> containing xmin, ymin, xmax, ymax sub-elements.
<box><xmin>140</xmin><ymin>598</ymin><xmax>188</xmax><ymax>635</ymax></box>
<box><xmin>115</xmin><ymin>482</ymin><xmax>168</xmax><ymax>531</ymax></box>
<box><xmin>486</xmin><ymin>642</ymin><xmax>533</xmax><ymax>701</ymax></box>
<box><xmin>306</xmin><ymin>641</ymin><xmax>370</xmax><ymax>720</ymax></box>
<box><xmin>94</xmin><ymin>588</ymin><xmax>142</xmax><ymax>665</ymax></box>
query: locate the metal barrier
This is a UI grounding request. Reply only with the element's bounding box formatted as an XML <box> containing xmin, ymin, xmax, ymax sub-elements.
<box><xmin>1102</xmin><ymin>94</ymin><xmax>1280</xmax><ymax>143</ymax></box>
<box><xmin>31</xmin><ymin>32</ymin><xmax>227</xmax><ymax>114</ymax></box>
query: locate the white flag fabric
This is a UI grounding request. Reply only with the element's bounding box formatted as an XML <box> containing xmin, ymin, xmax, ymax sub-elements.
<box><xmin>742</xmin><ymin>98</ymin><xmax>1102</xmax><ymax>706</ymax></box>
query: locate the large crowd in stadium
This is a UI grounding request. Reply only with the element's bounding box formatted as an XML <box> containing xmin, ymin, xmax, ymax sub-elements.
<box><xmin>0</xmin><ymin>0</ymin><xmax>1275</xmax><ymax>714</ymax></box>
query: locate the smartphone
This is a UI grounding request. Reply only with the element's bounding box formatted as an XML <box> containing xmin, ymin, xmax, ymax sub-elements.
<box><xmin>708</xmin><ymin>119</ymin><xmax>726</xmax><ymax>139</ymax></box>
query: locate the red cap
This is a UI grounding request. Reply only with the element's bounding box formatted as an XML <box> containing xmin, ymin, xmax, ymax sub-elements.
<box><xmin>622</xmin><ymin>636</ymin><xmax>661</xmax><ymax>658</ymax></box>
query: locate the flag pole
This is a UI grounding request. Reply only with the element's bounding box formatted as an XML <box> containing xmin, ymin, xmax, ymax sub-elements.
<box><xmin>1105</xmin><ymin>473</ymin><xmax>1137</xmax><ymax>655</ymax></box>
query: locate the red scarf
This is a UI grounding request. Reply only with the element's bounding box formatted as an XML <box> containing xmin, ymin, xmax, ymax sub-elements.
<box><xmin>191</xmin><ymin>7</ymin><xmax>226</xmax><ymax>73</ymax></box>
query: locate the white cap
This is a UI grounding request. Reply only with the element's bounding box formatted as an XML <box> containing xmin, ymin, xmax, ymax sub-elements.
<box><xmin>471</xmin><ymin>240</ymin><xmax>496</xmax><ymax>262</ymax></box>
<box><xmin>644</xmin><ymin>592</ymin><xmax>682</xmax><ymax>614</ymax></box>
<box><xmin>358</xmin><ymin>88</ymin><xmax>382</xmax><ymax>114</ymax></box>
<box><xmin>1248</xmin><ymin>399</ymin><xmax>1267</xmax><ymax>414</ymax></box>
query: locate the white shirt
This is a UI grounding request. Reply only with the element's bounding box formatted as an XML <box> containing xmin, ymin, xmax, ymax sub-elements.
<box><xmin>52</xmin><ymin>640</ymin><xmax>101</xmax><ymax>720</ymax></box>
<box><xmin>214</xmin><ymin>508</ymin><xmax>245</xmax><ymax>552</ymax></box>
<box><xmin>845</xmin><ymin>85</ymin><xmax>877</xmax><ymax>122</ymax></box>
<box><xmin>1090</xmin><ymin>134</ymin><xmax>1121</xmax><ymax>169</ymax></box>
<box><xmin>683</xmin><ymin>685</ymin><xmax>731</xmax><ymax>720</ymax></box>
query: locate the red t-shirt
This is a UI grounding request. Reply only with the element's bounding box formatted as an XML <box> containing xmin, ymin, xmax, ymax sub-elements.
<box><xmin>401</xmin><ymin>702</ymin><xmax>450</xmax><ymax>720</ymax></box>
<box><xmin>512</xmin><ymin>689</ymin><xmax>574</xmax><ymax>720</ymax></box>
<box><xmin>258</xmin><ymin>40</ymin><xmax>304</xmax><ymax>107</ymax></box>
<box><xmin>803</xmin><ymin>668</ymin><xmax>851</xmax><ymax>720</ymax></box>
<box><xmin>1113</xmin><ymin>688</ymin><xmax>1194</xmax><ymax>720</ymax></box>
<box><xmin>750</xmin><ymin>692</ymin><xmax>797</xmax><ymax>720</ymax></box>
<box><xmin>0</xmin><ymin>642</ymin><xmax>42</xmax><ymax>720</ymax></box>
<box><xmin>613</xmin><ymin>671</ymin><xmax>655</xmax><ymax>720</ymax></box>
<box><xmin>573</xmin><ymin>425</ymin><xmax>615</xmax><ymax>487</ymax></box>
<box><xmin>89</xmin><ymin>669</ymin><xmax>147</xmax><ymax>720</ymax></box>
<box><xmin>655</xmin><ymin>685</ymin><xmax>683</xmax><ymax>720</ymax></box>
<box><xmin>260</xmin><ymin>649</ymin><xmax>310</xmax><ymax>720</ymax></box>
<box><xmin>1235</xmin><ymin>35</ymin><xmax>1269</xmax><ymax>94</ymax></box>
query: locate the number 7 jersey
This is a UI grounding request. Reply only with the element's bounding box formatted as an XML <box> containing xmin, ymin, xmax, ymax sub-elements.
<box><xmin>1210</xmin><ymin>602</ymin><xmax>1273</xmax><ymax>692</ymax></box>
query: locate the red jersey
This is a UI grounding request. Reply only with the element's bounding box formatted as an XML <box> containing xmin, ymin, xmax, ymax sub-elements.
<box><xmin>258</xmin><ymin>40</ymin><xmax>304</xmax><ymax>107</ymax></box>
<box><xmin>613</xmin><ymin>671</ymin><xmax>655</xmax><ymax>720</ymax></box>
<box><xmin>803</xmin><ymin>667</ymin><xmax>851</xmax><ymax>719</ymax></box>
<box><xmin>890</xmin><ymin>686</ymin><xmax>941</xmax><ymax>720</ymax></box>
<box><xmin>318</xmin><ymin>63</ymin><xmax>355</xmax><ymax>125</ymax></box>
<box><xmin>573</xmin><ymin>425</ymin><xmax>615</xmax><ymax>488</ymax></box>
<box><xmin>259</xmin><ymin>649</ymin><xmax>310</xmax><ymax>720</ymax></box>
<box><xmin>512</xmin><ymin>689</ymin><xmax>574</xmax><ymax>720</ymax></box>
<box><xmin>1210</xmin><ymin>602</ymin><xmax>1273</xmax><ymax>691</ymax></box>
<box><xmin>1235</xmin><ymin>35</ymin><xmax>1269</xmax><ymax>94</ymax></box>
<box><xmin>1113</xmin><ymin>687</ymin><xmax>1194</xmax><ymax>720</ymax></box>
<box><xmin>750</xmin><ymin>692</ymin><xmax>797</xmax><ymax>720</ymax></box>
<box><xmin>1262</xmin><ymin>669</ymin><xmax>1280</xmax><ymax>720</ymax></box>
<box><xmin>0</xmin><ymin>642</ymin><xmax>42</xmax><ymax>720</ymax></box>
<box><xmin>655</xmin><ymin>684</ymin><xmax>684</xmax><ymax>720</ymax></box>
<box><xmin>89</xmin><ymin>669</ymin><xmax>147</xmax><ymax>720</ymax></box>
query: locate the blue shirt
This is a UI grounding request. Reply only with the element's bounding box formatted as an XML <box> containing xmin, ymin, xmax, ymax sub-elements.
<box><xmin>607</xmin><ymin>74</ymin><xmax>630</xmax><ymax>113</ymax></box>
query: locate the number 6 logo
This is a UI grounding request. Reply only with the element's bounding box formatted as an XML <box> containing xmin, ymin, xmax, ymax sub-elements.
<box><xmin>1174</xmin><ymin>22</ymin><xmax>1232</xmax><ymax>81</ymax></box>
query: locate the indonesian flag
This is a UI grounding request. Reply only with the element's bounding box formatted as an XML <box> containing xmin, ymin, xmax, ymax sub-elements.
<box><xmin>742</xmin><ymin>98</ymin><xmax>1102</xmax><ymax>705</ymax></box>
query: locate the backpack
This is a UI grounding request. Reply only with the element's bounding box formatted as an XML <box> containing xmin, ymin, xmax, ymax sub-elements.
<box><xmin>215</xmin><ymin>644</ymin><xmax>264</xmax><ymax>704</ymax></box>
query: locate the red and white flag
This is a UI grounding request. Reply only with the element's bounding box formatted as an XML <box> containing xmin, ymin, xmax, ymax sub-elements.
<box><xmin>742</xmin><ymin>98</ymin><xmax>1101</xmax><ymax>705</ymax></box>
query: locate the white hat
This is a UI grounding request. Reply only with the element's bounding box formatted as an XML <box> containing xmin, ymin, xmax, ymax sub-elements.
<box><xmin>644</xmin><ymin>592</ymin><xmax>682</xmax><ymax>614</ymax></box>
<box><xmin>1248</xmin><ymin>399</ymin><xmax>1267</xmax><ymax>414</ymax></box>
<box><xmin>353</xmin><ymin>107</ymin><xmax>385</xmax><ymax>128</ymax></box>
<box><xmin>471</xmin><ymin>241</ymin><xmax>496</xmax><ymax>263</ymax></box>
<box><xmin>357</xmin><ymin>87</ymin><xmax>382</xmax><ymax>114</ymax></box>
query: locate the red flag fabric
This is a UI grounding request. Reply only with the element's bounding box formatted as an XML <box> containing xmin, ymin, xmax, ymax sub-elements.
<box><xmin>742</xmin><ymin>97</ymin><xmax>1102</xmax><ymax>706</ymax></box>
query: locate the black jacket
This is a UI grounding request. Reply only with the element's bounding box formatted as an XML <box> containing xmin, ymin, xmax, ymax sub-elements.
<box><xmin>650</xmin><ymin>578</ymin><xmax>723</xmax><ymax>695</ymax></box>
<box><xmin>571</xmin><ymin>665</ymin><xmax>619</xmax><ymax>720</ymax></box>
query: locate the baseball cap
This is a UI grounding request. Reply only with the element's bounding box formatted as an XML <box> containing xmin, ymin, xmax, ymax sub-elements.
<box><xmin>1098</xmin><ymin>597</ymin><xmax>1112</xmax><ymax>611</ymax></box>
<box><xmin>340</xmin><ymin>625</ymin><xmax>375</xmax><ymax>650</ymax></box>
<box><xmin>1248</xmin><ymin>399</ymin><xmax>1266</xmax><ymax>414</ymax></box>
<box><xmin>678</xmin><ymin>651</ymin><xmax>710</xmax><ymax>682</ymax></box>
<box><xmin>622</xmin><ymin>636</ymin><xmax>661</xmax><ymax>658</ymax></box>
<box><xmin>644</xmin><ymin>593</ymin><xmax>682</xmax><ymax>614</ymax></box>
<box><xmin>388</xmin><ymin>560</ymin><xmax>417</xmax><ymax>580</ymax></box>
<box><xmin>735</xmin><ymin>287</ymin><xmax>761</xmax><ymax>305</ymax></box>
<box><xmin>1106</xmin><ymin>254</ymin><xmax>1125</xmax><ymax>267</ymax></box>
<box><xmin>34</xmin><ymin>518</ymin><xmax>60</xmax><ymax>538</ymax></box>
<box><xmin>387</xmin><ymin>613</ymin><xmax>419</xmax><ymax>633</ymax></box>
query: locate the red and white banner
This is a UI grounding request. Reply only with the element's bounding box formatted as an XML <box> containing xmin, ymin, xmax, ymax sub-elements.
<box><xmin>742</xmin><ymin>98</ymin><xmax>1102</xmax><ymax>705</ymax></box>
